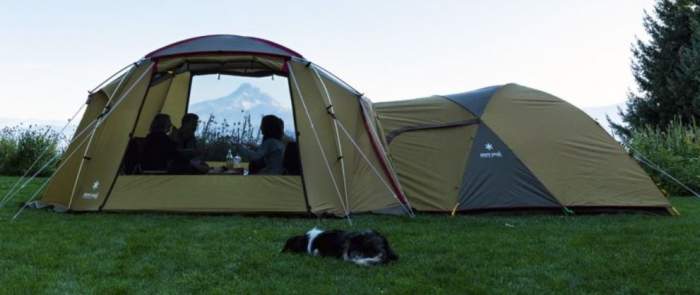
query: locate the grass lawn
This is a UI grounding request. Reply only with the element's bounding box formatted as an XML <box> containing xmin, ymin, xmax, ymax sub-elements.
<box><xmin>0</xmin><ymin>176</ymin><xmax>699</xmax><ymax>294</ymax></box>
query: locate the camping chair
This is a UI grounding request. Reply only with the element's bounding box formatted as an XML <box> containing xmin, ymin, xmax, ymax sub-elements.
<box><xmin>283</xmin><ymin>141</ymin><xmax>301</xmax><ymax>175</ymax></box>
<box><xmin>121</xmin><ymin>137</ymin><xmax>146</xmax><ymax>174</ymax></box>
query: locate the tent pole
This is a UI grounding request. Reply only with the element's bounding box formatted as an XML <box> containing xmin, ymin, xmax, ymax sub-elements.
<box><xmin>67</xmin><ymin>64</ymin><xmax>153</xmax><ymax>209</ymax></box>
<box><xmin>334</xmin><ymin>119</ymin><xmax>415</xmax><ymax>217</ymax></box>
<box><xmin>288</xmin><ymin>66</ymin><xmax>352</xmax><ymax>223</ymax></box>
<box><xmin>310</xmin><ymin>65</ymin><xmax>351</xmax><ymax>214</ymax></box>
<box><xmin>89</xmin><ymin>62</ymin><xmax>137</xmax><ymax>94</ymax></box>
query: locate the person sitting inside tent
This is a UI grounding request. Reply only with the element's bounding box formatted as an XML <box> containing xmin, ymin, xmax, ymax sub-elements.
<box><xmin>236</xmin><ymin>115</ymin><xmax>286</xmax><ymax>175</ymax></box>
<box><xmin>170</xmin><ymin>113</ymin><xmax>208</xmax><ymax>174</ymax></box>
<box><xmin>141</xmin><ymin>113</ymin><xmax>180</xmax><ymax>173</ymax></box>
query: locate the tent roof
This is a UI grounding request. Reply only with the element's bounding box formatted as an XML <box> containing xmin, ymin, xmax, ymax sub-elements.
<box><xmin>145</xmin><ymin>34</ymin><xmax>303</xmax><ymax>59</ymax></box>
<box><xmin>442</xmin><ymin>85</ymin><xmax>502</xmax><ymax>116</ymax></box>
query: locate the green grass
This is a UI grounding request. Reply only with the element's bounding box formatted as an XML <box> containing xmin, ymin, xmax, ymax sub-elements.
<box><xmin>1</xmin><ymin>176</ymin><xmax>699</xmax><ymax>294</ymax></box>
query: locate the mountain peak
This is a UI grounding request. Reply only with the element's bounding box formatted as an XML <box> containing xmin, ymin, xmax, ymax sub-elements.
<box><xmin>189</xmin><ymin>83</ymin><xmax>294</xmax><ymax>130</ymax></box>
<box><xmin>230</xmin><ymin>82</ymin><xmax>261</xmax><ymax>97</ymax></box>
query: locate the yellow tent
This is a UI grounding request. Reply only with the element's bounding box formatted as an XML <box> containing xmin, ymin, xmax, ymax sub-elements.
<box><xmin>38</xmin><ymin>35</ymin><xmax>411</xmax><ymax>217</ymax></box>
<box><xmin>375</xmin><ymin>84</ymin><xmax>671</xmax><ymax>214</ymax></box>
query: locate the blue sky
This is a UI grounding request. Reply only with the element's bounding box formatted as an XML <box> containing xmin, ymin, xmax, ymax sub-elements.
<box><xmin>0</xmin><ymin>0</ymin><xmax>655</xmax><ymax>120</ymax></box>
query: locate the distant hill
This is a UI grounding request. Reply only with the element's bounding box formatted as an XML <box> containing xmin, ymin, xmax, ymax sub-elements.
<box><xmin>189</xmin><ymin>83</ymin><xmax>295</xmax><ymax>132</ymax></box>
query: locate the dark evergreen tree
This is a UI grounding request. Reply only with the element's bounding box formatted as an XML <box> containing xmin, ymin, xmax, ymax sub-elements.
<box><xmin>612</xmin><ymin>0</ymin><xmax>700</xmax><ymax>138</ymax></box>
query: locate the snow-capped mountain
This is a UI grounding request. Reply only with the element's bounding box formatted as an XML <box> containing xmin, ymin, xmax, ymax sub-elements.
<box><xmin>189</xmin><ymin>83</ymin><xmax>295</xmax><ymax>131</ymax></box>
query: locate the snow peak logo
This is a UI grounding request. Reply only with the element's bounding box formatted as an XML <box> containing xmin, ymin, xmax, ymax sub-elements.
<box><xmin>479</xmin><ymin>143</ymin><xmax>503</xmax><ymax>159</ymax></box>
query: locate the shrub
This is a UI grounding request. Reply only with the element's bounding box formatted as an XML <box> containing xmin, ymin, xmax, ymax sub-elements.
<box><xmin>0</xmin><ymin>125</ymin><xmax>64</xmax><ymax>176</ymax></box>
<box><xmin>627</xmin><ymin>120</ymin><xmax>700</xmax><ymax>196</ymax></box>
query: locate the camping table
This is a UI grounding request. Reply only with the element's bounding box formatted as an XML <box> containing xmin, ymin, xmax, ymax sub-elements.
<box><xmin>206</xmin><ymin>161</ymin><xmax>249</xmax><ymax>175</ymax></box>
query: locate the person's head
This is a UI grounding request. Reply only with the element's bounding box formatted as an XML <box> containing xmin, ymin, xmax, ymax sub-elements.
<box><xmin>260</xmin><ymin>115</ymin><xmax>284</xmax><ymax>140</ymax></box>
<box><xmin>180</xmin><ymin>113</ymin><xmax>199</xmax><ymax>137</ymax></box>
<box><xmin>150</xmin><ymin>113</ymin><xmax>172</xmax><ymax>134</ymax></box>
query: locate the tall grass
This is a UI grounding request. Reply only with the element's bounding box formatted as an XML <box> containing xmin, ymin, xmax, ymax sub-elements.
<box><xmin>197</xmin><ymin>113</ymin><xmax>260</xmax><ymax>161</ymax></box>
<box><xmin>628</xmin><ymin>120</ymin><xmax>700</xmax><ymax>195</ymax></box>
<box><xmin>0</xmin><ymin>125</ymin><xmax>63</xmax><ymax>176</ymax></box>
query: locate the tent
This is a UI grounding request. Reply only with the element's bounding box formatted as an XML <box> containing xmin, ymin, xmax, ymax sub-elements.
<box><xmin>374</xmin><ymin>83</ymin><xmax>672</xmax><ymax>213</ymax></box>
<box><xmin>38</xmin><ymin>35</ymin><xmax>411</xmax><ymax>216</ymax></box>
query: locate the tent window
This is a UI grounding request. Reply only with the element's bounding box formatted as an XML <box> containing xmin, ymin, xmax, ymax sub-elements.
<box><xmin>121</xmin><ymin>73</ymin><xmax>300</xmax><ymax>176</ymax></box>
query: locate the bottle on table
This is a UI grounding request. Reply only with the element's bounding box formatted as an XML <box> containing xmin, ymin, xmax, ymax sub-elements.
<box><xmin>226</xmin><ymin>149</ymin><xmax>234</xmax><ymax>169</ymax></box>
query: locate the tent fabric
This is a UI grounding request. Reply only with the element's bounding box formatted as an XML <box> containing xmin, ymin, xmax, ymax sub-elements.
<box><xmin>104</xmin><ymin>175</ymin><xmax>306</xmax><ymax>212</ymax></box>
<box><xmin>443</xmin><ymin>85</ymin><xmax>501</xmax><ymax>117</ymax></box>
<box><xmin>373</xmin><ymin>96</ymin><xmax>478</xmax><ymax>211</ymax></box>
<box><xmin>458</xmin><ymin>124</ymin><xmax>560</xmax><ymax>210</ymax></box>
<box><xmin>39</xmin><ymin>35</ymin><xmax>407</xmax><ymax>216</ymax></box>
<box><xmin>145</xmin><ymin>35</ymin><xmax>302</xmax><ymax>59</ymax></box>
<box><xmin>375</xmin><ymin>83</ymin><xmax>671</xmax><ymax>212</ymax></box>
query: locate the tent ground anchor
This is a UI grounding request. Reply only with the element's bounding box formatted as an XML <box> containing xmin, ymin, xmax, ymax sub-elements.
<box><xmin>562</xmin><ymin>207</ymin><xmax>575</xmax><ymax>216</ymax></box>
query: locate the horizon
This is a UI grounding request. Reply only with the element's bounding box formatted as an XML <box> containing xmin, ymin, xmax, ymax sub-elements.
<box><xmin>1</xmin><ymin>1</ymin><xmax>655</xmax><ymax>121</ymax></box>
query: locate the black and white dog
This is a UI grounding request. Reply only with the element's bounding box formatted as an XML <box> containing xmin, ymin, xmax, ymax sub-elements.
<box><xmin>282</xmin><ymin>228</ymin><xmax>398</xmax><ymax>266</ymax></box>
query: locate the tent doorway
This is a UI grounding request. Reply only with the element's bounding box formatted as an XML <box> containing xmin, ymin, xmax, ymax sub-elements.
<box><xmin>110</xmin><ymin>66</ymin><xmax>307</xmax><ymax>212</ymax></box>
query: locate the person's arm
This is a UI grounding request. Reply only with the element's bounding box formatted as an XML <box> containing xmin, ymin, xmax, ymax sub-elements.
<box><xmin>237</xmin><ymin>142</ymin><xmax>267</xmax><ymax>161</ymax></box>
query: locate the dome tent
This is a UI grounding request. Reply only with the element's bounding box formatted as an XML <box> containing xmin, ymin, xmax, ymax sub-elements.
<box><xmin>37</xmin><ymin>35</ymin><xmax>412</xmax><ymax>216</ymax></box>
<box><xmin>374</xmin><ymin>83</ymin><xmax>672</xmax><ymax>213</ymax></box>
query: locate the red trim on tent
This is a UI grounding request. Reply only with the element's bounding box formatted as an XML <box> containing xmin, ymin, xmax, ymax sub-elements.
<box><xmin>359</xmin><ymin>103</ymin><xmax>411</xmax><ymax>207</ymax></box>
<box><xmin>144</xmin><ymin>34</ymin><xmax>303</xmax><ymax>59</ymax></box>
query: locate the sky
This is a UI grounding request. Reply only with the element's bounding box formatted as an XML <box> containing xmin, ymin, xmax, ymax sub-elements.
<box><xmin>0</xmin><ymin>0</ymin><xmax>656</xmax><ymax>121</ymax></box>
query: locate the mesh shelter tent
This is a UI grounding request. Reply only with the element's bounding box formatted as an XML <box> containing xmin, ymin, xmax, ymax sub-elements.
<box><xmin>37</xmin><ymin>35</ymin><xmax>411</xmax><ymax>216</ymax></box>
<box><xmin>374</xmin><ymin>83</ymin><xmax>672</xmax><ymax>213</ymax></box>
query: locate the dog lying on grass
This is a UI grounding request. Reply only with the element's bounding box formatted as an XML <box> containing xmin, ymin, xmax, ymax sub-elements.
<box><xmin>282</xmin><ymin>228</ymin><xmax>398</xmax><ymax>266</ymax></box>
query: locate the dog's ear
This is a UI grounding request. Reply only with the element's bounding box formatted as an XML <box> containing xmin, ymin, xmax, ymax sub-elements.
<box><xmin>281</xmin><ymin>235</ymin><xmax>306</xmax><ymax>253</ymax></box>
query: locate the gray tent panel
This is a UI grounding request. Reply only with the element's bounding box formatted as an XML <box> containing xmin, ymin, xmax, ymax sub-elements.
<box><xmin>458</xmin><ymin>125</ymin><xmax>560</xmax><ymax>210</ymax></box>
<box><xmin>145</xmin><ymin>35</ymin><xmax>303</xmax><ymax>59</ymax></box>
<box><xmin>442</xmin><ymin>85</ymin><xmax>501</xmax><ymax>117</ymax></box>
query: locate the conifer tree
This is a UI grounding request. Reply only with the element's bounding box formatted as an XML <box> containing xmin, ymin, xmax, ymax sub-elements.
<box><xmin>613</xmin><ymin>0</ymin><xmax>700</xmax><ymax>138</ymax></box>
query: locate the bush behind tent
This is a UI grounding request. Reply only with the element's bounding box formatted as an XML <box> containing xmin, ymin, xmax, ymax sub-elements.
<box><xmin>0</xmin><ymin>124</ymin><xmax>63</xmax><ymax>176</ymax></box>
<box><xmin>628</xmin><ymin>119</ymin><xmax>700</xmax><ymax>196</ymax></box>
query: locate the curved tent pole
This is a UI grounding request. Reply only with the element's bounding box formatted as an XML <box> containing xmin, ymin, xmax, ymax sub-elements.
<box><xmin>288</xmin><ymin>64</ymin><xmax>352</xmax><ymax>223</ymax></box>
<box><xmin>89</xmin><ymin>62</ymin><xmax>138</xmax><ymax>94</ymax></box>
<box><xmin>66</xmin><ymin>63</ymin><xmax>154</xmax><ymax>210</ymax></box>
<box><xmin>297</xmin><ymin>58</ymin><xmax>362</xmax><ymax>96</ymax></box>
<box><xmin>309</xmin><ymin>65</ymin><xmax>350</xmax><ymax>215</ymax></box>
